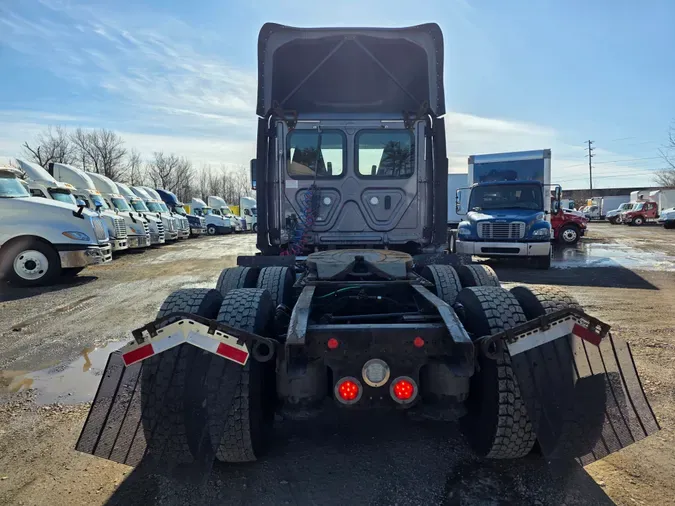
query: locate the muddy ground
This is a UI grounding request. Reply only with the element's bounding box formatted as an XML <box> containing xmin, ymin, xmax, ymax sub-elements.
<box><xmin>0</xmin><ymin>223</ymin><xmax>674</xmax><ymax>505</ymax></box>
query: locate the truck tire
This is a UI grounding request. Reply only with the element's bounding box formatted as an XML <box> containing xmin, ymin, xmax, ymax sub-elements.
<box><xmin>216</xmin><ymin>266</ymin><xmax>258</xmax><ymax>296</ymax></box>
<box><xmin>608</xmin><ymin>217</ymin><xmax>619</xmax><ymax>225</ymax></box>
<box><xmin>141</xmin><ymin>288</ymin><xmax>223</xmax><ymax>459</ymax></box>
<box><xmin>213</xmin><ymin>288</ymin><xmax>275</xmax><ymax>462</ymax></box>
<box><xmin>0</xmin><ymin>238</ymin><xmax>61</xmax><ymax>287</ymax></box>
<box><xmin>457</xmin><ymin>264</ymin><xmax>500</xmax><ymax>287</ymax></box>
<box><xmin>256</xmin><ymin>266</ymin><xmax>294</xmax><ymax>307</ymax></box>
<box><xmin>509</xmin><ymin>286</ymin><xmax>579</xmax><ymax>317</ymax></box>
<box><xmin>633</xmin><ymin>216</ymin><xmax>644</xmax><ymax>226</ymax></box>
<box><xmin>456</xmin><ymin>286</ymin><xmax>536</xmax><ymax>459</ymax></box>
<box><xmin>665</xmin><ymin>222</ymin><xmax>675</xmax><ymax>230</ymax></box>
<box><xmin>207</xmin><ymin>224</ymin><xmax>218</xmax><ymax>235</ymax></box>
<box><xmin>252</xmin><ymin>223</ymin><xmax>258</xmax><ymax>233</ymax></box>
<box><xmin>558</xmin><ymin>224</ymin><xmax>580</xmax><ymax>245</ymax></box>
<box><xmin>421</xmin><ymin>265</ymin><xmax>462</xmax><ymax>305</ymax></box>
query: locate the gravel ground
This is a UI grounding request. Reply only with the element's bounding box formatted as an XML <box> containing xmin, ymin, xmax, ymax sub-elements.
<box><xmin>0</xmin><ymin>223</ymin><xmax>674</xmax><ymax>506</ymax></box>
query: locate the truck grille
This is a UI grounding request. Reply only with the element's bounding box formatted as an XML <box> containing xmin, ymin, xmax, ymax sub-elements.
<box><xmin>477</xmin><ymin>221</ymin><xmax>525</xmax><ymax>240</ymax></box>
<box><xmin>166</xmin><ymin>219</ymin><xmax>175</xmax><ymax>232</ymax></box>
<box><xmin>113</xmin><ymin>217</ymin><xmax>127</xmax><ymax>238</ymax></box>
<box><xmin>182</xmin><ymin>217</ymin><xmax>189</xmax><ymax>230</ymax></box>
<box><xmin>92</xmin><ymin>217</ymin><xmax>109</xmax><ymax>241</ymax></box>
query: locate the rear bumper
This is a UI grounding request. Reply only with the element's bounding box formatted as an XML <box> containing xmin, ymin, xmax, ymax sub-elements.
<box><xmin>456</xmin><ymin>239</ymin><xmax>550</xmax><ymax>257</ymax></box>
<box><xmin>127</xmin><ymin>235</ymin><xmax>151</xmax><ymax>249</ymax></box>
<box><xmin>58</xmin><ymin>243</ymin><xmax>112</xmax><ymax>268</ymax></box>
<box><xmin>110</xmin><ymin>238</ymin><xmax>128</xmax><ymax>252</ymax></box>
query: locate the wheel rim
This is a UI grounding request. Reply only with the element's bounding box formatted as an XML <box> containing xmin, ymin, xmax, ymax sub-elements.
<box><xmin>13</xmin><ymin>250</ymin><xmax>49</xmax><ymax>281</ymax></box>
<box><xmin>562</xmin><ymin>228</ymin><xmax>577</xmax><ymax>243</ymax></box>
<box><xmin>635</xmin><ymin>218</ymin><xmax>643</xmax><ymax>225</ymax></box>
<box><xmin>208</xmin><ymin>226</ymin><xmax>216</xmax><ymax>235</ymax></box>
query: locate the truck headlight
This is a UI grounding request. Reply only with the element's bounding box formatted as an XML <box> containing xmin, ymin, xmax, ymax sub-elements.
<box><xmin>532</xmin><ymin>228</ymin><xmax>550</xmax><ymax>237</ymax></box>
<box><xmin>62</xmin><ymin>231</ymin><xmax>91</xmax><ymax>241</ymax></box>
<box><xmin>457</xmin><ymin>226</ymin><xmax>472</xmax><ymax>237</ymax></box>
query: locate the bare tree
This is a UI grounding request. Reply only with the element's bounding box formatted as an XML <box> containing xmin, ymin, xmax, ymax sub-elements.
<box><xmin>146</xmin><ymin>152</ymin><xmax>194</xmax><ymax>201</ymax></box>
<box><xmin>70</xmin><ymin>128</ymin><xmax>127</xmax><ymax>180</ymax></box>
<box><xmin>656</xmin><ymin>125</ymin><xmax>675</xmax><ymax>186</ymax></box>
<box><xmin>126</xmin><ymin>149</ymin><xmax>145</xmax><ymax>186</ymax></box>
<box><xmin>21</xmin><ymin>126</ymin><xmax>74</xmax><ymax>167</ymax></box>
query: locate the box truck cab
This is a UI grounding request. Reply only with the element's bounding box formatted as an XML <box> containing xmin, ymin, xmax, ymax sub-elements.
<box><xmin>189</xmin><ymin>198</ymin><xmax>233</xmax><ymax>235</ymax></box>
<box><xmin>207</xmin><ymin>196</ymin><xmax>244</xmax><ymax>232</ymax></box>
<box><xmin>0</xmin><ymin>168</ymin><xmax>112</xmax><ymax>286</ymax></box>
<box><xmin>85</xmin><ymin>172</ymin><xmax>151</xmax><ymax>249</ymax></box>
<box><xmin>130</xmin><ymin>186</ymin><xmax>180</xmax><ymax>241</ymax></box>
<box><xmin>45</xmin><ymin>163</ymin><xmax>130</xmax><ymax>253</ymax></box>
<box><xmin>623</xmin><ymin>189</ymin><xmax>675</xmax><ymax>226</ymax></box>
<box><xmin>606</xmin><ymin>202</ymin><xmax>635</xmax><ymax>224</ymax></box>
<box><xmin>239</xmin><ymin>196</ymin><xmax>257</xmax><ymax>232</ymax></box>
<box><xmin>455</xmin><ymin>150</ymin><xmax>554</xmax><ymax>269</ymax></box>
<box><xmin>141</xmin><ymin>187</ymin><xmax>190</xmax><ymax>239</ymax></box>
<box><xmin>114</xmin><ymin>182</ymin><xmax>165</xmax><ymax>245</ymax></box>
<box><xmin>155</xmin><ymin>189</ymin><xmax>206</xmax><ymax>237</ymax></box>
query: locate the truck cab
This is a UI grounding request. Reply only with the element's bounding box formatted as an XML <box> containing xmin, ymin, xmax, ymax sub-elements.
<box><xmin>131</xmin><ymin>186</ymin><xmax>180</xmax><ymax>241</ymax></box>
<box><xmin>44</xmin><ymin>162</ymin><xmax>129</xmax><ymax>253</ymax></box>
<box><xmin>114</xmin><ymin>182</ymin><xmax>165</xmax><ymax>245</ymax></box>
<box><xmin>156</xmin><ymin>189</ymin><xmax>206</xmax><ymax>237</ymax></box>
<box><xmin>85</xmin><ymin>172</ymin><xmax>151</xmax><ymax>249</ymax></box>
<box><xmin>454</xmin><ymin>150</ymin><xmax>553</xmax><ymax>269</ymax></box>
<box><xmin>207</xmin><ymin>196</ymin><xmax>244</xmax><ymax>232</ymax></box>
<box><xmin>0</xmin><ymin>168</ymin><xmax>111</xmax><ymax>286</ymax></box>
<box><xmin>189</xmin><ymin>198</ymin><xmax>233</xmax><ymax>235</ymax></box>
<box><xmin>550</xmin><ymin>195</ymin><xmax>587</xmax><ymax>245</ymax></box>
<box><xmin>239</xmin><ymin>196</ymin><xmax>257</xmax><ymax>232</ymax></box>
<box><xmin>141</xmin><ymin>187</ymin><xmax>190</xmax><ymax>239</ymax></box>
<box><xmin>607</xmin><ymin>202</ymin><xmax>634</xmax><ymax>224</ymax></box>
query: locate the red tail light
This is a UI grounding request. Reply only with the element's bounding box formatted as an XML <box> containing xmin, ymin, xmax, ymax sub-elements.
<box><xmin>390</xmin><ymin>376</ymin><xmax>418</xmax><ymax>404</ymax></box>
<box><xmin>334</xmin><ymin>377</ymin><xmax>362</xmax><ymax>404</ymax></box>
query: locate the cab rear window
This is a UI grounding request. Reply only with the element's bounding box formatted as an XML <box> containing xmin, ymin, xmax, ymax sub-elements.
<box><xmin>356</xmin><ymin>130</ymin><xmax>415</xmax><ymax>178</ymax></box>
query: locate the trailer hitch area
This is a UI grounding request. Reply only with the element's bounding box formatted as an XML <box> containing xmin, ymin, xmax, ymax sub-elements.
<box><xmin>125</xmin><ymin>311</ymin><xmax>277</xmax><ymax>367</ymax></box>
<box><xmin>478</xmin><ymin>307</ymin><xmax>610</xmax><ymax>361</ymax></box>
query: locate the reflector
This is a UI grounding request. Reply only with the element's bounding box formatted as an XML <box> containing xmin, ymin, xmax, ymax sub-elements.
<box><xmin>335</xmin><ymin>377</ymin><xmax>362</xmax><ymax>404</ymax></box>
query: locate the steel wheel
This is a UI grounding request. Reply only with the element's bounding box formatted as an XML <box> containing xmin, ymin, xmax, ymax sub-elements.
<box><xmin>207</xmin><ymin>224</ymin><xmax>217</xmax><ymax>235</ymax></box>
<box><xmin>560</xmin><ymin>226</ymin><xmax>579</xmax><ymax>244</ymax></box>
<box><xmin>13</xmin><ymin>250</ymin><xmax>50</xmax><ymax>281</ymax></box>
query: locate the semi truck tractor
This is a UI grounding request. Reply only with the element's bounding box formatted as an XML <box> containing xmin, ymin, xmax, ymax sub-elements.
<box><xmin>156</xmin><ymin>189</ymin><xmax>206</xmax><ymax>236</ymax></box>
<box><xmin>606</xmin><ymin>202</ymin><xmax>635</xmax><ymax>224</ymax></box>
<box><xmin>189</xmin><ymin>198</ymin><xmax>233</xmax><ymax>235</ymax></box>
<box><xmin>0</xmin><ymin>168</ymin><xmax>111</xmax><ymax>286</ymax></box>
<box><xmin>113</xmin><ymin>182</ymin><xmax>165</xmax><ymax>245</ymax></box>
<box><xmin>454</xmin><ymin>150</ymin><xmax>555</xmax><ymax>268</ymax></box>
<box><xmin>232</xmin><ymin>196</ymin><xmax>257</xmax><ymax>231</ymax></box>
<box><xmin>46</xmin><ymin>163</ymin><xmax>130</xmax><ymax>253</ymax></box>
<box><xmin>85</xmin><ymin>172</ymin><xmax>151</xmax><ymax>249</ymax></box>
<box><xmin>141</xmin><ymin>187</ymin><xmax>190</xmax><ymax>239</ymax></box>
<box><xmin>207</xmin><ymin>195</ymin><xmax>245</xmax><ymax>231</ymax></box>
<box><xmin>130</xmin><ymin>186</ymin><xmax>179</xmax><ymax>241</ymax></box>
<box><xmin>622</xmin><ymin>189</ymin><xmax>675</xmax><ymax>225</ymax></box>
<box><xmin>78</xmin><ymin>23</ymin><xmax>658</xmax><ymax>475</ymax></box>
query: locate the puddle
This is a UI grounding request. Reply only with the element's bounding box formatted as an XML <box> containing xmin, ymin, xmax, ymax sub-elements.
<box><xmin>553</xmin><ymin>242</ymin><xmax>675</xmax><ymax>271</ymax></box>
<box><xmin>0</xmin><ymin>340</ymin><xmax>127</xmax><ymax>405</ymax></box>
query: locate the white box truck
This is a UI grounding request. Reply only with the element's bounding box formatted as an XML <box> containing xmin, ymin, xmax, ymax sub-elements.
<box><xmin>0</xmin><ymin>168</ymin><xmax>111</xmax><ymax>286</ymax></box>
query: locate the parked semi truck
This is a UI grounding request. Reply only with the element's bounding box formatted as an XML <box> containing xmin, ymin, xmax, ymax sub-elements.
<box><xmin>140</xmin><ymin>187</ymin><xmax>190</xmax><ymax>239</ymax></box>
<box><xmin>622</xmin><ymin>189</ymin><xmax>675</xmax><ymax>225</ymax></box>
<box><xmin>454</xmin><ymin>150</ymin><xmax>554</xmax><ymax>268</ymax></box>
<box><xmin>188</xmin><ymin>198</ymin><xmax>234</xmax><ymax>235</ymax></box>
<box><xmin>130</xmin><ymin>186</ymin><xmax>179</xmax><ymax>241</ymax></box>
<box><xmin>113</xmin><ymin>182</ymin><xmax>165</xmax><ymax>245</ymax></box>
<box><xmin>659</xmin><ymin>206</ymin><xmax>675</xmax><ymax>229</ymax></box>
<box><xmin>236</xmin><ymin>196</ymin><xmax>257</xmax><ymax>232</ymax></box>
<box><xmin>156</xmin><ymin>189</ymin><xmax>206</xmax><ymax>236</ymax></box>
<box><xmin>47</xmin><ymin>163</ymin><xmax>131</xmax><ymax>253</ymax></box>
<box><xmin>85</xmin><ymin>172</ymin><xmax>152</xmax><ymax>248</ymax></box>
<box><xmin>207</xmin><ymin>196</ymin><xmax>245</xmax><ymax>231</ymax></box>
<box><xmin>78</xmin><ymin>23</ymin><xmax>658</xmax><ymax>476</ymax></box>
<box><xmin>607</xmin><ymin>202</ymin><xmax>636</xmax><ymax>224</ymax></box>
<box><xmin>0</xmin><ymin>168</ymin><xmax>111</xmax><ymax>286</ymax></box>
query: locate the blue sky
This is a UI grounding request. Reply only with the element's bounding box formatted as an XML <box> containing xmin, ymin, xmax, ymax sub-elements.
<box><xmin>1</xmin><ymin>0</ymin><xmax>673</xmax><ymax>189</ymax></box>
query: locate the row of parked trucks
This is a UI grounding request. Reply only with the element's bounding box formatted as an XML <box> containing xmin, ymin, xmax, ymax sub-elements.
<box><xmin>0</xmin><ymin>159</ymin><xmax>257</xmax><ymax>287</ymax></box>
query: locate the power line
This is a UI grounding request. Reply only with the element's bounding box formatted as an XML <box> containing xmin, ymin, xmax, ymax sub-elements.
<box><xmin>586</xmin><ymin>140</ymin><xmax>594</xmax><ymax>190</ymax></box>
<box><xmin>558</xmin><ymin>155</ymin><xmax>663</xmax><ymax>170</ymax></box>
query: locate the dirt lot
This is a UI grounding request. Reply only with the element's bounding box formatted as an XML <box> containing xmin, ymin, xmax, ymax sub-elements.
<box><xmin>0</xmin><ymin>223</ymin><xmax>674</xmax><ymax>505</ymax></box>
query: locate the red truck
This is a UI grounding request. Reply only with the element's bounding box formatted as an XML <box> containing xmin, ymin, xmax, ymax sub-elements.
<box><xmin>622</xmin><ymin>189</ymin><xmax>675</xmax><ymax>226</ymax></box>
<box><xmin>551</xmin><ymin>204</ymin><xmax>588</xmax><ymax>245</ymax></box>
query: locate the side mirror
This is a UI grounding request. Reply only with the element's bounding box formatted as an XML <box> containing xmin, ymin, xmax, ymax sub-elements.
<box><xmin>77</xmin><ymin>199</ymin><xmax>86</xmax><ymax>207</ymax></box>
<box><xmin>250</xmin><ymin>159</ymin><xmax>257</xmax><ymax>190</ymax></box>
<box><xmin>455</xmin><ymin>189</ymin><xmax>467</xmax><ymax>215</ymax></box>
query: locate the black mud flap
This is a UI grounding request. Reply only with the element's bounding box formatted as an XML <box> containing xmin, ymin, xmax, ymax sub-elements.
<box><xmin>75</xmin><ymin>313</ymin><xmax>275</xmax><ymax>484</ymax></box>
<box><xmin>488</xmin><ymin>309</ymin><xmax>660</xmax><ymax>465</ymax></box>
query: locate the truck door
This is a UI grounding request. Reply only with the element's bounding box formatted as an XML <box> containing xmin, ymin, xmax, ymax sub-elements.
<box><xmin>280</xmin><ymin>121</ymin><xmax>426</xmax><ymax>247</ymax></box>
<box><xmin>645</xmin><ymin>202</ymin><xmax>657</xmax><ymax>218</ymax></box>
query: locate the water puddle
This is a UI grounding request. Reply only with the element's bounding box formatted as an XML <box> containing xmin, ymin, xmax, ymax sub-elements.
<box><xmin>0</xmin><ymin>340</ymin><xmax>127</xmax><ymax>405</ymax></box>
<box><xmin>553</xmin><ymin>242</ymin><xmax>675</xmax><ymax>271</ymax></box>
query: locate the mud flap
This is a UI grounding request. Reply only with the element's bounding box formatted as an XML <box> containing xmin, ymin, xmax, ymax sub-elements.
<box><xmin>75</xmin><ymin>313</ymin><xmax>276</xmax><ymax>483</ymax></box>
<box><xmin>489</xmin><ymin>309</ymin><xmax>660</xmax><ymax>465</ymax></box>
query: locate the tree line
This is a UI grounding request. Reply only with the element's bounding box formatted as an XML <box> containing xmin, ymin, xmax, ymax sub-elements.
<box><xmin>656</xmin><ymin>125</ymin><xmax>675</xmax><ymax>187</ymax></box>
<box><xmin>18</xmin><ymin>125</ymin><xmax>253</xmax><ymax>204</ymax></box>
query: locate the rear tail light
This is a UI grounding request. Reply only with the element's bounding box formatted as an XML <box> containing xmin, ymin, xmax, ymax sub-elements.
<box><xmin>334</xmin><ymin>377</ymin><xmax>362</xmax><ymax>404</ymax></box>
<box><xmin>390</xmin><ymin>376</ymin><xmax>418</xmax><ymax>404</ymax></box>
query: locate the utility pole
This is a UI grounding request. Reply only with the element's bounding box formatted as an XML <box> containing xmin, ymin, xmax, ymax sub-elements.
<box><xmin>585</xmin><ymin>140</ymin><xmax>594</xmax><ymax>191</ymax></box>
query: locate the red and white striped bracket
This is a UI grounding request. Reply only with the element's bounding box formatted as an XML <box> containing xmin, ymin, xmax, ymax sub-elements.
<box><xmin>121</xmin><ymin>319</ymin><xmax>249</xmax><ymax>367</ymax></box>
<box><xmin>506</xmin><ymin>315</ymin><xmax>603</xmax><ymax>356</ymax></box>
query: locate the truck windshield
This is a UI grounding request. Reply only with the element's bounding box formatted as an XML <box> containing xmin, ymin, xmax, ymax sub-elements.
<box><xmin>49</xmin><ymin>190</ymin><xmax>77</xmax><ymax>205</ymax></box>
<box><xmin>160</xmin><ymin>203</ymin><xmax>171</xmax><ymax>213</ymax></box>
<box><xmin>619</xmin><ymin>203</ymin><xmax>633</xmax><ymax>211</ymax></box>
<box><xmin>131</xmin><ymin>199</ymin><xmax>149</xmax><ymax>212</ymax></box>
<box><xmin>0</xmin><ymin>175</ymin><xmax>30</xmax><ymax>197</ymax></box>
<box><xmin>251</xmin><ymin>207</ymin><xmax>257</xmax><ymax>216</ymax></box>
<box><xmin>174</xmin><ymin>205</ymin><xmax>187</xmax><ymax>215</ymax></box>
<box><xmin>222</xmin><ymin>206</ymin><xmax>234</xmax><ymax>215</ymax></box>
<box><xmin>633</xmin><ymin>203</ymin><xmax>644</xmax><ymax>211</ymax></box>
<box><xmin>111</xmin><ymin>197</ymin><xmax>131</xmax><ymax>212</ymax></box>
<box><xmin>469</xmin><ymin>184</ymin><xmax>543</xmax><ymax>211</ymax></box>
<box><xmin>146</xmin><ymin>202</ymin><xmax>163</xmax><ymax>212</ymax></box>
